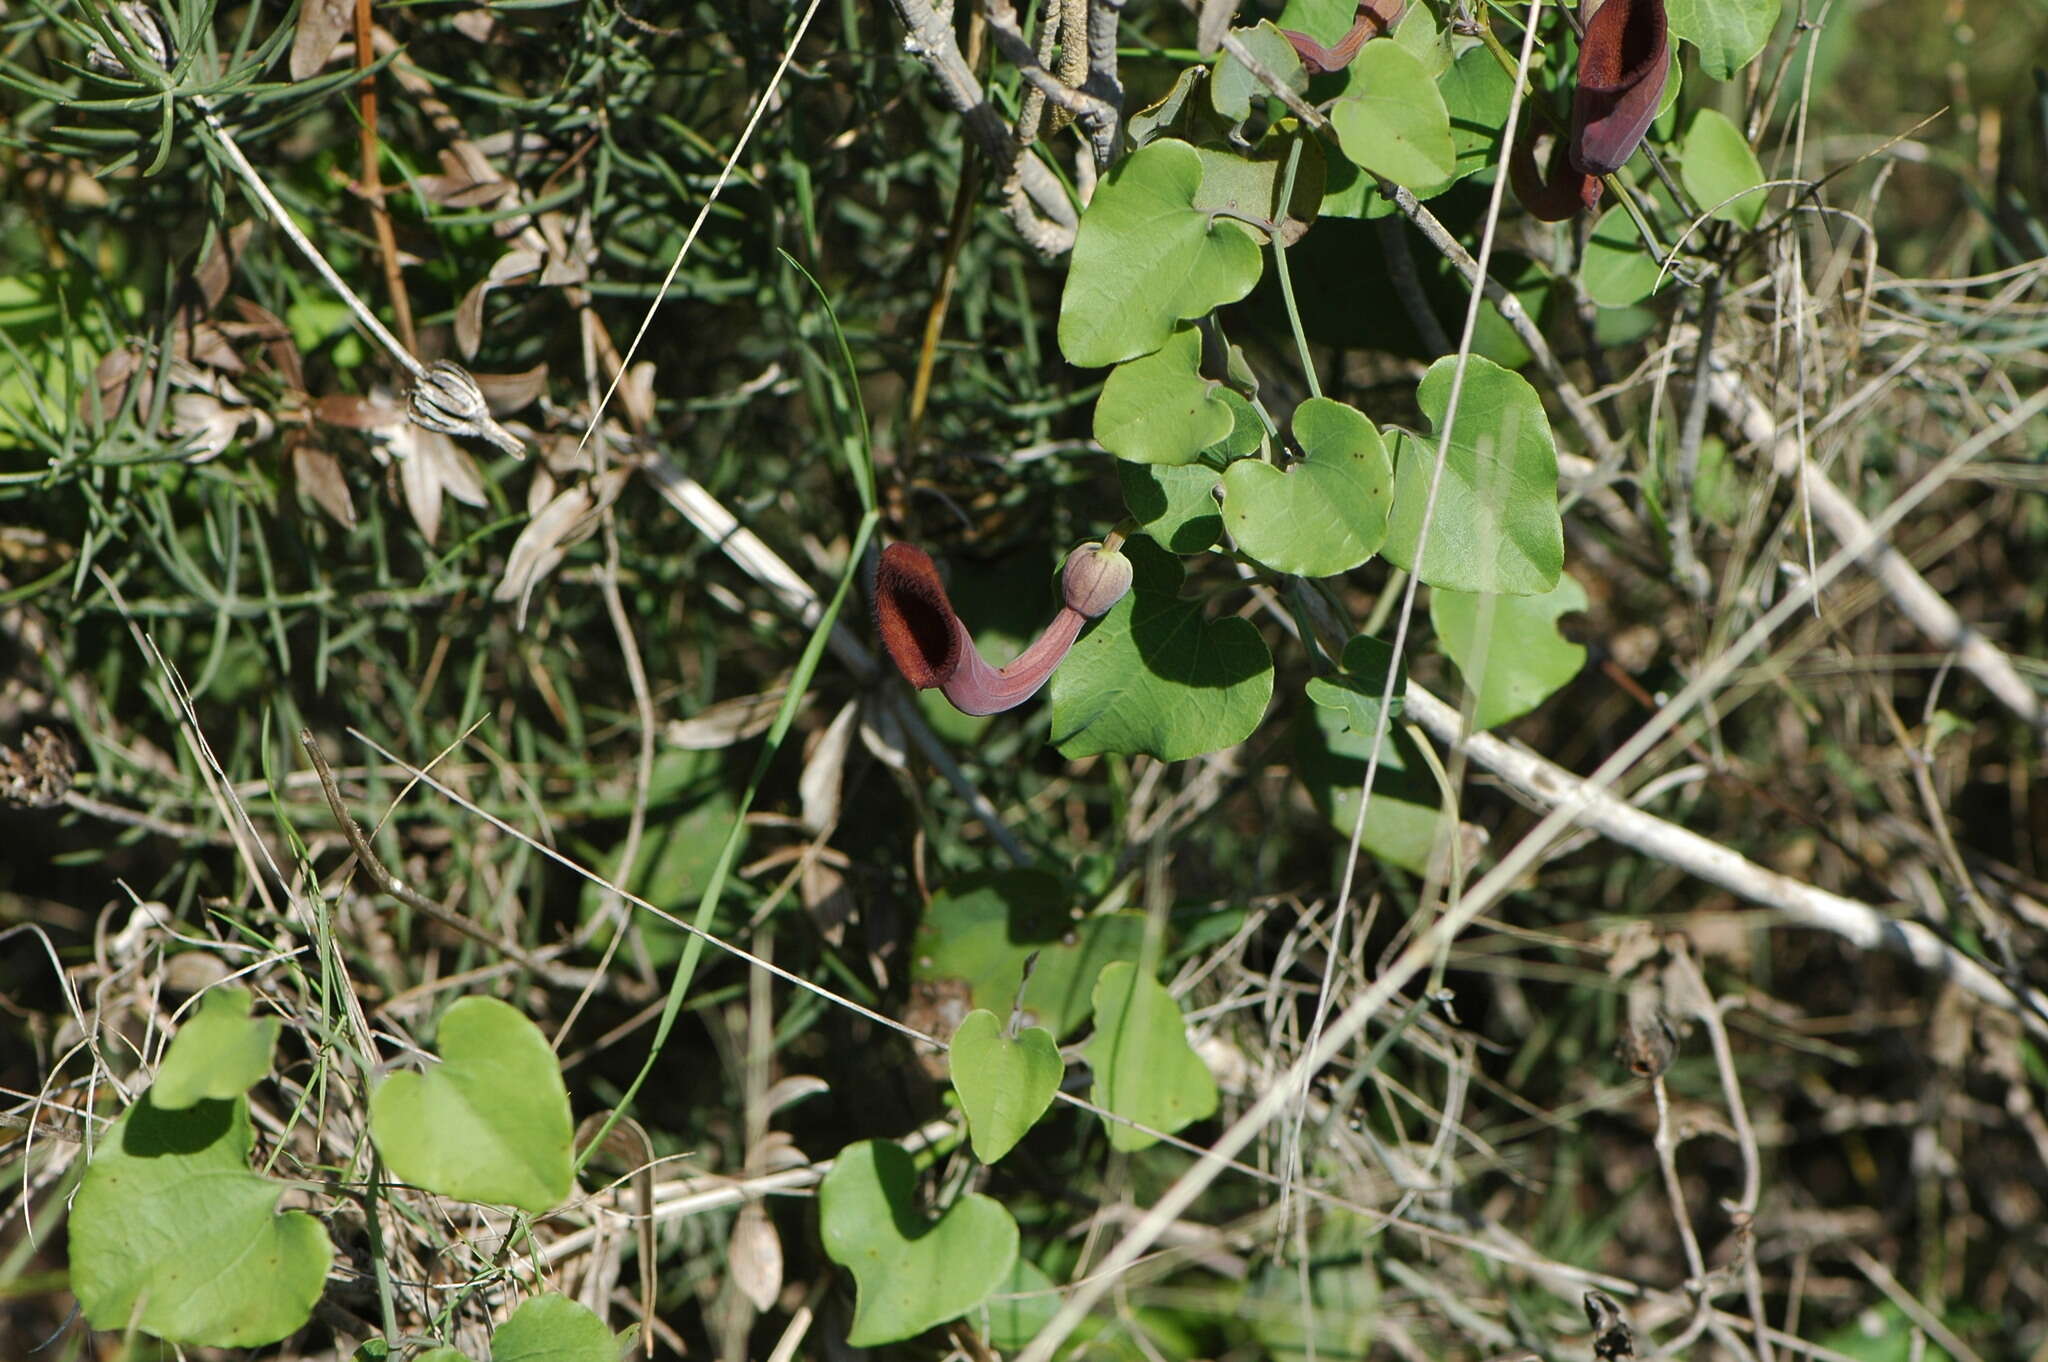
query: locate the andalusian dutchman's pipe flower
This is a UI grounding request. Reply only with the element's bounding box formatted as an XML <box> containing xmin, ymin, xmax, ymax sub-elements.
<box><xmin>873</xmin><ymin>541</ymin><xmax>1133</xmax><ymax>715</ymax></box>
<box><xmin>1510</xmin><ymin>0</ymin><xmax>1669</xmax><ymax>221</ymax></box>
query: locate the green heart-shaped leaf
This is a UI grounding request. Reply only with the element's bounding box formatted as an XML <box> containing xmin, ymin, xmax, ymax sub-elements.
<box><xmin>154</xmin><ymin>985</ymin><xmax>280</xmax><ymax>1110</ymax></box>
<box><xmin>1304</xmin><ymin>633</ymin><xmax>1407</xmax><ymax>738</ymax></box>
<box><xmin>1680</xmin><ymin>108</ymin><xmax>1767</xmax><ymax>230</ymax></box>
<box><xmin>1328</xmin><ymin>42</ymin><xmax>1456</xmax><ymax>189</ymax></box>
<box><xmin>1295</xmin><ymin>703</ymin><xmax>1456</xmax><ymax>875</ymax></box>
<box><xmin>70</xmin><ymin>1094</ymin><xmax>331</xmax><ymax>1347</ymax></box>
<box><xmin>949</xmin><ymin>1009</ymin><xmax>1064</xmax><ymax>1163</ymax></box>
<box><xmin>1059</xmin><ymin>140</ymin><xmax>1265</xmax><ymax>368</ymax></box>
<box><xmin>1667</xmin><ymin>0</ymin><xmax>1780</xmax><ymax>80</ymax></box>
<box><xmin>1049</xmin><ymin>539</ymin><xmax>1274</xmax><ymax>761</ymax></box>
<box><xmin>1087</xmin><ymin>962</ymin><xmax>1218</xmax><ymax>1151</ymax></box>
<box><xmin>819</xmin><ymin>1140</ymin><xmax>1019</xmax><ymax>1345</ymax></box>
<box><xmin>1440</xmin><ymin>42</ymin><xmax>1514</xmax><ymax>184</ymax></box>
<box><xmin>1222</xmin><ymin>396</ymin><xmax>1392</xmax><ymax>577</ymax></box>
<box><xmin>1383</xmin><ymin>355</ymin><xmax>1562</xmax><ymax>596</ymax></box>
<box><xmin>1583</xmin><ymin>204</ymin><xmax>1662</xmax><ymax>308</ymax></box>
<box><xmin>491</xmin><ymin>1294</ymin><xmax>621</xmax><ymax>1362</ymax></box>
<box><xmin>1211</xmin><ymin>21</ymin><xmax>1307</xmax><ymax>123</ymax></box>
<box><xmin>1431</xmin><ymin>573</ymin><xmax>1589</xmax><ymax>730</ymax></box>
<box><xmin>1191</xmin><ymin>123</ymin><xmax>1325</xmax><ymax>247</ymax></box>
<box><xmin>911</xmin><ymin>869</ymin><xmax>1145</xmax><ymax>1039</ymax></box>
<box><xmin>986</xmin><ymin>1257</ymin><xmax>1061</xmax><ymax>1351</ymax></box>
<box><xmin>1122</xmin><ymin>462</ymin><xmax>1225</xmax><ymax>554</ymax></box>
<box><xmin>1094</xmin><ymin>325</ymin><xmax>1234</xmax><ymax>465</ymax></box>
<box><xmin>369</xmin><ymin>996</ymin><xmax>573</xmax><ymax>1213</ymax></box>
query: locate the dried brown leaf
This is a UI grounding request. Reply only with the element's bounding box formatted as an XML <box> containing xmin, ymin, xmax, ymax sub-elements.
<box><xmin>728</xmin><ymin>1203</ymin><xmax>782</xmax><ymax>1314</ymax></box>
<box><xmin>289</xmin><ymin>0</ymin><xmax>353</xmax><ymax>79</ymax></box>
<box><xmin>799</xmin><ymin>700</ymin><xmax>860</xmax><ymax>835</ymax></box>
<box><xmin>292</xmin><ymin>441</ymin><xmax>358</xmax><ymax>530</ymax></box>
<box><xmin>473</xmin><ymin>363</ymin><xmax>549</xmax><ymax>415</ymax></box>
<box><xmin>314</xmin><ymin>393</ymin><xmax>390</xmax><ymax>429</ymax></box>
<box><xmin>663</xmin><ymin>687</ymin><xmax>792</xmax><ymax>751</ymax></box>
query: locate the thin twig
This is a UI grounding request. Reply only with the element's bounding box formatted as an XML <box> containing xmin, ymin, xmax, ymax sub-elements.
<box><xmin>300</xmin><ymin>728</ymin><xmax>563</xmax><ymax>977</ymax></box>
<box><xmin>352</xmin><ymin>0</ymin><xmax>416</xmax><ymax>356</ymax></box>
<box><xmin>1667</xmin><ymin>272</ymin><xmax>1721</xmax><ymax>598</ymax></box>
<box><xmin>1705</xmin><ymin>360</ymin><xmax>2048</xmax><ymax>734</ymax></box>
<box><xmin>888</xmin><ymin>0</ymin><xmax>1079</xmax><ymax>252</ymax></box>
<box><xmin>1397</xmin><ymin>681</ymin><xmax>2048</xmax><ymax>1037</ymax></box>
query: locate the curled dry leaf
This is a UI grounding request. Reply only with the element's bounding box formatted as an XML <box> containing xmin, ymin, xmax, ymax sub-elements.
<box><xmin>728</xmin><ymin>1203</ymin><xmax>783</xmax><ymax>1314</ymax></box>
<box><xmin>472</xmin><ymin>362</ymin><xmax>550</xmax><ymax>417</ymax></box>
<box><xmin>416</xmin><ymin>147</ymin><xmax>515</xmax><ymax>210</ymax></box>
<box><xmin>192</xmin><ymin>222</ymin><xmax>254</xmax><ymax>313</ymax></box>
<box><xmin>663</xmin><ymin>686</ymin><xmax>794</xmax><ymax>750</ymax></box>
<box><xmin>368</xmin><ymin>415</ymin><xmax>488</xmax><ymax>546</ymax></box>
<box><xmin>858</xmin><ymin>695</ymin><xmax>908</xmax><ymax>772</ymax></box>
<box><xmin>291</xmin><ymin>441</ymin><xmax>358</xmax><ymax>530</ymax></box>
<box><xmin>455</xmin><ymin>248</ymin><xmax>542</xmax><ymax>359</ymax></box>
<box><xmin>171</xmin><ymin>392</ymin><xmax>274</xmax><ymax>463</ymax></box>
<box><xmin>492</xmin><ymin>463</ymin><xmax>631</xmax><ymax>624</ymax></box>
<box><xmin>760</xmin><ymin>1074</ymin><xmax>830</xmax><ymax>1118</ymax></box>
<box><xmin>288</xmin><ymin>0</ymin><xmax>352</xmax><ymax>78</ymax></box>
<box><xmin>799</xmin><ymin>699</ymin><xmax>861</xmax><ymax>835</ymax></box>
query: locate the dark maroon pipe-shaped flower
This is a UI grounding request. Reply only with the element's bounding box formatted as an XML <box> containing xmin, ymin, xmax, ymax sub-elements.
<box><xmin>873</xmin><ymin>541</ymin><xmax>1134</xmax><ymax>716</ymax></box>
<box><xmin>1279</xmin><ymin>0</ymin><xmax>1404</xmax><ymax>75</ymax></box>
<box><xmin>1510</xmin><ymin>0</ymin><xmax>1668</xmax><ymax>220</ymax></box>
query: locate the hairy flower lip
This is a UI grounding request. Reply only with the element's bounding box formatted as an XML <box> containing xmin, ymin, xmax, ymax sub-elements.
<box><xmin>872</xmin><ymin>541</ymin><xmax>1132</xmax><ymax>716</ymax></box>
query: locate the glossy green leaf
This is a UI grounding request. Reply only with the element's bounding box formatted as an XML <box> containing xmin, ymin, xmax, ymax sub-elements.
<box><xmin>369</xmin><ymin>997</ymin><xmax>574</xmax><ymax>1213</ymax></box>
<box><xmin>1049</xmin><ymin>539</ymin><xmax>1274</xmax><ymax>760</ymax></box>
<box><xmin>1667</xmin><ymin>0</ymin><xmax>1780</xmax><ymax>80</ymax></box>
<box><xmin>819</xmin><ymin>1140</ymin><xmax>1019</xmax><ymax>1345</ymax></box>
<box><xmin>1122</xmin><ymin>464</ymin><xmax>1224</xmax><ymax>553</ymax></box>
<box><xmin>1059</xmin><ymin>140</ymin><xmax>1265</xmax><ymax>367</ymax></box>
<box><xmin>911</xmin><ymin>869</ymin><xmax>1145</xmax><ymax>1039</ymax></box>
<box><xmin>491</xmin><ymin>1294</ymin><xmax>620</xmax><ymax>1362</ymax></box>
<box><xmin>1439</xmin><ymin>42</ymin><xmax>1514</xmax><ymax>182</ymax></box>
<box><xmin>1582</xmin><ymin>204</ymin><xmax>1662</xmax><ymax>308</ymax></box>
<box><xmin>1328</xmin><ymin>42</ymin><xmax>1456</xmax><ymax>189</ymax></box>
<box><xmin>1431</xmin><ymin>573</ymin><xmax>1590</xmax><ymax>729</ymax></box>
<box><xmin>415</xmin><ymin>1351</ymin><xmax>472</xmax><ymax>1362</ymax></box>
<box><xmin>1191</xmin><ymin>123</ymin><xmax>1325</xmax><ymax>246</ymax></box>
<box><xmin>1304</xmin><ymin>633</ymin><xmax>1406</xmax><ymax>738</ymax></box>
<box><xmin>70</xmin><ymin>1094</ymin><xmax>331</xmax><ymax>1347</ymax></box>
<box><xmin>1383</xmin><ymin>355</ymin><xmax>1563</xmax><ymax>595</ymax></box>
<box><xmin>1128</xmin><ymin>65</ymin><xmax>1208</xmax><ymax>148</ymax></box>
<box><xmin>949</xmin><ymin>1009</ymin><xmax>1064</xmax><ymax>1163</ymax></box>
<box><xmin>1093</xmin><ymin>325</ymin><xmax>1234</xmax><ymax>465</ymax></box>
<box><xmin>1212</xmin><ymin>21</ymin><xmax>1307</xmax><ymax>123</ymax></box>
<box><xmin>1680</xmin><ymin>108</ymin><xmax>1767</xmax><ymax>230</ymax></box>
<box><xmin>153</xmin><ymin>986</ymin><xmax>280</xmax><ymax>1110</ymax></box>
<box><xmin>1222</xmin><ymin>397</ymin><xmax>1392</xmax><ymax>577</ymax></box>
<box><xmin>985</xmin><ymin>1258</ymin><xmax>1060</xmax><ymax>1351</ymax></box>
<box><xmin>1295</xmin><ymin>703</ymin><xmax>1457</xmax><ymax>875</ymax></box>
<box><xmin>1088</xmin><ymin>962</ymin><xmax>1219</xmax><ymax>1151</ymax></box>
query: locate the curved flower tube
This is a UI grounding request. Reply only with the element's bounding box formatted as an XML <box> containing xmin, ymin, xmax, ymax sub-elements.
<box><xmin>1279</xmin><ymin>0</ymin><xmax>1404</xmax><ymax>75</ymax></box>
<box><xmin>873</xmin><ymin>541</ymin><xmax>1133</xmax><ymax>716</ymax></box>
<box><xmin>1509</xmin><ymin>0</ymin><xmax>1669</xmax><ymax>220</ymax></box>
